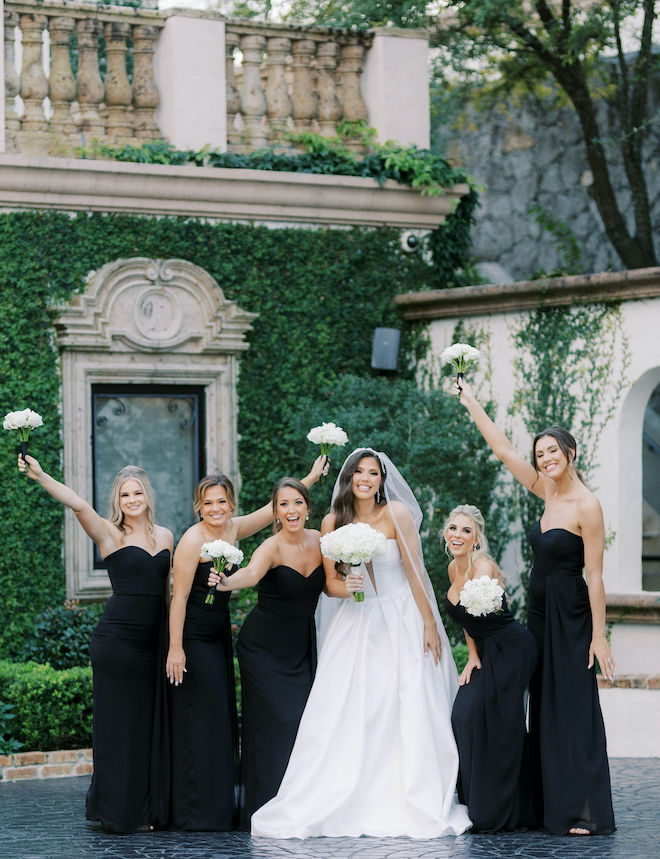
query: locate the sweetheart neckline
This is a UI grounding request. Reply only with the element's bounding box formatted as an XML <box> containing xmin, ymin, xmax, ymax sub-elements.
<box><xmin>273</xmin><ymin>563</ymin><xmax>324</xmax><ymax>580</ymax></box>
<box><xmin>103</xmin><ymin>546</ymin><xmax>170</xmax><ymax>561</ymax></box>
<box><xmin>536</xmin><ymin>522</ymin><xmax>583</xmax><ymax>540</ymax></box>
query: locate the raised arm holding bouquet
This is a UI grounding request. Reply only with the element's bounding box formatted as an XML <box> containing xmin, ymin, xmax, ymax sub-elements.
<box><xmin>4</xmin><ymin>408</ymin><xmax>43</xmax><ymax>461</ymax></box>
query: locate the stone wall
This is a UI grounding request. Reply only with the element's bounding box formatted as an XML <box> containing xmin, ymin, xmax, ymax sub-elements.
<box><xmin>448</xmin><ymin>76</ymin><xmax>660</xmax><ymax>280</ymax></box>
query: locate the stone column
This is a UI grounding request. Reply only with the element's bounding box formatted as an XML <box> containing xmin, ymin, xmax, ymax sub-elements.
<box><xmin>265</xmin><ymin>36</ymin><xmax>292</xmax><ymax>150</ymax></box>
<box><xmin>4</xmin><ymin>10</ymin><xmax>20</xmax><ymax>133</ymax></box>
<box><xmin>239</xmin><ymin>34</ymin><xmax>267</xmax><ymax>151</ymax></box>
<box><xmin>316</xmin><ymin>40</ymin><xmax>341</xmax><ymax>137</ymax></box>
<box><xmin>291</xmin><ymin>38</ymin><xmax>316</xmax><ymax>137</ymax></box>
<box><xmin>225</xmin><ymin>31</ymin><xmax>241</xmax><ymax>151</ymax></box>
<box><xmin>132</xmin><ymin>25</ymin><xmax>159</xmax><ymax>139</ymax></box>
<box><xmin>48</xmin><ymin>16</ymin><xmax>77</xmax><ymax>136</ymax></box>
<box><xmin>19</xmin><ymin>13</ymin><xmax>48</xmax><ymax>132</ymax></box>
<box><xmin>104</xmin><ymin>22</ymin><xmax>132</xmax><ymax>140</ymax></box>
<box><xmin>338</xmin><ymin>41</ymin><xmax>368</xmax><ymax>151</ymax></box>
<box><xmin>76</xmin><ymin>18</ymin><xmax>105</xmax><ymax>137</ymax></box>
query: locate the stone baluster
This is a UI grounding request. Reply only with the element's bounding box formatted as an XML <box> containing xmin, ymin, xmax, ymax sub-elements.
<box><xmin>225</xmin><ymin>31</ymin><xmax>241</xmax><ymax>151</ymax></box>
<box><xmin>316</xmin><ymin>40</ymin><xmax>341</xmax><ymax>137</ymax></box>
<box><xmin>18</xmin><ymin>14</ymin><xmax>48</xmax><ymax>132</ymax></box>
<box><xmin>132</xmin><ymin>25</ymin><xmax>160</xmax><ymax>139</ymax></box>
<box><xmin>291</xmin><ymin>39</ymin><xmax>316</xmax><ymax>137</ymax></box>
<box><xmin>239</xmin><ymin>34</ymin><xmax>267</xmax><ymax>151</ymax></box>
<box><xmin>265</xmin><ymin>36</ymin><xmax>292</xmax><ymax>150</ymax></box>
<box><xmin>338</xmin><ymin>41</ymin><xmax>368</xmax><ymax>151</ymax></box>
<box><xmin>48</xmin><ymin>16</ymin><xmax>77</xmax><ymax>136</ymax></box>
<box><xmin>4</xmin><ymin>10</ymin><xmax>20</xmax><ymax>132</ymax></box>
<box><xmin>104</xmin><ymin>22</ymin><xmax>133</xmax><ymax>140</ymax></box>
<box><xmin>76</xmin><ymin>18</ymin><xmax>105</xmax><ymax>137</ymax></box>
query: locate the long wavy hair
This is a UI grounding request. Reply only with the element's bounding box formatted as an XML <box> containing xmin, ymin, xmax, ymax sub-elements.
<box><xmin>193</xmin><ymin>474</ymin><xmax>237</xmax><ymax>520</ymax></box>
<box><xmin>531</xmin><ymin>426</ymin><xmax>587</xmax><ymax>485</ymax></box>
<box><xmin>332</xmin><ymin>448</ymin><xmax>387</xmax><ymax>529</ymax></box>
<box><xmin>441</xmin><ymin>503</ymin><xmax>497</xmax><ymax>581</ymax></box>
<box><xmin>108</xmin><ymin>465</ymin><xmax>156</xmax><ymax>543</ymax></box>
<box><xmin>271</xmin><ymin>477</ymin><xmax>311</xmax><ymax>534</ymax></box>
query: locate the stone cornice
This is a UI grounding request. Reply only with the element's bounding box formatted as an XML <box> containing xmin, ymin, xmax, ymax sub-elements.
<box><xmin>606</xmin><ymin>592</ymin><xmax>660</xmax><ymax>625</ymax></box>
<box><xmin>0</xmin><ymin>155</ymin><xmax>466</xmax><ymax>229</ymax></box>
<box><xmin>395</xmin><ymin>267</ymin><xmax>660</xmax><ymax>320</ymax></box>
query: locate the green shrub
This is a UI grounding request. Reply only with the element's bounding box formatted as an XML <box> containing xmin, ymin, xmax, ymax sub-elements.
<box><xmin>21</xmin><ymin>600</ymin><xmax>104</xmax><ymax>669</ymax></box>
<box><xmin>0</xmin><ymin>698</ymin><xmax>22</xmax><ymax>754</ymax></box>
<box><xmin>0</xmin><ymin>661</ymin><xmax>92</xmax><ymax>751</ymax></box>
<box><xmin>451</xmin><ymin>643</ymin><xmax>469</xmax><ymax>674</ymax></box>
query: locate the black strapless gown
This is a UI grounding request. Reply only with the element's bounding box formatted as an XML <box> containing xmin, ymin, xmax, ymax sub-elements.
<box><xmin>169</xmin><ymin>560</ymin><xmax>238</xmax><ymax>830</ymax></box>
<box><xmin>237</xmin><ymin>563</ymin><xmax>325</xmax><ymax>828</ymax></box>
<box><xmin>86</xmin><ymin>546</ymin><xmax>170</xmax><ymax>833</ymax></box>
<box><xmin>445</xmin><ymin>594</ymin><xmax>537</xmax><ymax>832</ymax></box>
<box><xmin>527</xmin><ymin>523</ymin><xmax>615</xmax><ymax>835</ymax></box>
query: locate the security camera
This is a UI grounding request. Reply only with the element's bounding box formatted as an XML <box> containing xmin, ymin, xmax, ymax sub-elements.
<box><xmin>401</xmin><ymin>231</ymin><xmax>421</xmax><ymax>253</ymax></box>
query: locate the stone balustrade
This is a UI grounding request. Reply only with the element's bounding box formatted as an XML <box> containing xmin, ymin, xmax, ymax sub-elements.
<box><xmin>2</xmin><ymin>2</ymin><xmax>429</xmax><ymax>157</ymax></box>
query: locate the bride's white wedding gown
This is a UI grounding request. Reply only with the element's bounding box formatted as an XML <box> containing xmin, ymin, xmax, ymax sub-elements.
<box><xmin>251</xmin><ymin>539</ymin><xmax>471</xmax><ymax>839</ymax></box>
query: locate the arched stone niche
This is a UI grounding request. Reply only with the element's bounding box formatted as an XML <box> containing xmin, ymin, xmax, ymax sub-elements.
<box><xmin>54</xmin><ymin>258</ymin><xmax>257</xmax><ymax>599</ymax></box>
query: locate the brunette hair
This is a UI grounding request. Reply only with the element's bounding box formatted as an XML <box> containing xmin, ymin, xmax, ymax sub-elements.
<box><xmin>531</xmin><ymin>426</ymin><xmax>586</xmax><ymax>485</ymax></box>
<box><xmin>108</xmin><ymin>465</ymin><xmax>156</xmax><ymax>543</ymax></box>
<box><xmin>332</xmin><ymin>448</ymin><xmax>386</xmax><ymax>530</ymax></box>
<box><xmin>193</xmin><ymin>474</ymin><xmax>237</xmax><ymax>520</ymax></box>
<box><xmin>271</xmin><ymin>477</ymin><xmax>311</xmax><ymax>533</ymax></box>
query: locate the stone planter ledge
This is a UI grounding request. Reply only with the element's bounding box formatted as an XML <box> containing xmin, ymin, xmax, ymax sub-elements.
<box><xmin>0</xmin><ymin>748</ymin><xmax>92</xmax><ymax>782</ymax></box>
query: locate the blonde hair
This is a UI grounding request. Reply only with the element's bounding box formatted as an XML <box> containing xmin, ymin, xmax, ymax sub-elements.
<box><xmin>108</xmin><ymin>465</ymin><xmax>156</xmax><ymax>544</ymax></box>
<box><xmin>193</xmin><ymin>474</ymin><xmax>236</xmax><ymax>520</ymax></box>
<box><xmin>441</xmin><ymin>503</ymin><xmax>494</xmax><ymax>581</ymax></box>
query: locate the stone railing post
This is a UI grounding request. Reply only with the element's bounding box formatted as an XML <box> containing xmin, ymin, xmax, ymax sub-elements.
<box><xmin>4</xmin><ymin>10</ymin><xmax>20</xmax><ymax>132</ymax></box>
<box><xmin>239</xmin><ymin>34</ymin><xmax>267</xmax><ymax>150</ymax></box>
<box><xmin>291</xmin><ymin>38</ymin><xmax>316</xmax><ymax>137</ymax></box>
<box><xmin>76</xmin><ymin>18</ymin><xmax>105</xmax><ymax>137</ymax></box>
<box><xmin>48</xmin><ymin>16</ymin><xmax>77</xmax><ymax>136</ymax></box>
<box><xmin>316</xmin><ymin>40</ymin><xmax>341</xmax><ymax>137</ymax></box>
<box><xmin>104</xmin><ymin>22</ymin><xmax>133</xmax><ymax>140</ymax></box>
<box><xmin>132</xmin><ymin>25</ymin><xmax>160</xmax><ymax>138</ymax></box>
<box><xmin>338</xmin><ymin>41</ymin><xmax>367</xmax><ymax>151</ymax></box>
<box><xmin>18</xmin><ymin>13</ymin><xmax>49</xmax><ymax>132</ymax></box>
<box><xmin>225</xmin><ymin>30</ymin><xmax>241</xmax><ymax>151</ymax></box>
<box><xmin>265</xmin><ymin>36</ymin><xmax>292</xmax><ymax>150</ymax></box>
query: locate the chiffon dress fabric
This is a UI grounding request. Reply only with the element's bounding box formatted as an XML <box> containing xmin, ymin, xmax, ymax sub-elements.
<box><xmin>527</xmin><ymin>522</ymin><xmax>615</xmax><ymax>835</ymax></box>
<box><xmin>169</xmin><ymin>561</ymin><xmax>238</xmax><ymax>830</ymax></box>
<box><xmin>444</xmin><ymin>594</ymin><xmax>537</xmax><ymax>832</ymax></box>
<box><xmin>251</xmin><ymin>540</ymin><xmax>471</xmax><ymax>839</ymax></box>
<box><xmin>237</xmin><ymin>563</ymin><xmax>325</xmax><ymax>827</ymax></box>
<box><xmin>86</xmin><ymin>546</ymin><xmax>170</xmax><ymax>833</ymax></box>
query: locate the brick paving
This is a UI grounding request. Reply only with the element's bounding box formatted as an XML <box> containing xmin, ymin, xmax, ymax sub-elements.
<box><xmin>0</xmin><ymin>758</ymin><xmax>657</xmax><ymax>858</ymax></box>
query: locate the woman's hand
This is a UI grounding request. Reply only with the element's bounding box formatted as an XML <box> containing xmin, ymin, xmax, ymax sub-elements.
<box><xmin>309</xmin><ymin>454</ymin><xmax>330</xmax><ymax>483</ymax></box>
<box><xmin>166</xmin><ymin>645</ymin><xmax>186</xmax><ymax>686</ymax></box>
<box><xmin>589</xmin><ymin>635</ymin><xmax>615</xmax><ymax>682</ymax></box>
<box><xmin>344</xmin><ymin>570</ymin><xmax>364</xmax><ymax>596</ymax></box>
<box><xmin>207</xmin><ymin>567</ymin><xmax>232</xmax><ymax>592</ymax></box>
<box><xmin>424</xmin><ymin>620</ymin><xmax>442</xmax><ymax>665</ymax></box>
<box><xmin>452</xmin><ymin>376</ymin><xmax>477</xmax><ymax>409</ymax></box>
<box><xmin>17</xmin><ymin>453</ymin><xmax>43</xmax><ymax>479</ymax></box>
<box><xmin>459</xmin><ymin>654</ymin><xmax>482</xmax><ymax>686</ymax></box>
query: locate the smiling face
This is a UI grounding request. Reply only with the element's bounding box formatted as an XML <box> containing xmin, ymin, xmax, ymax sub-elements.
<box><xmin>351</xmin><ymin>456</ymin><xmax>382</xmax><ymax>502</ymax></box>
<box><xmin>535</xmin><ymin>434</ymin><xmax>572</xmax><ymax>479</ymax></box>
<box><xmin>200</xmin><ymin>484</ymin><xmax>233</xmax><ymax>528</ymax></box>
<box><xmin>275</xmin><ymin>486</ymin><xmax>308</xmax><ymax>533</ymax></box>
<box><xmin>118</xmin><ymin>478</ymin><xmax>147</xmax><ymax>520</ymax></box>
<box><xmin>445</xmin><ymin>513</ymin><xmax>478</xmax><ymax>559</ymax></box>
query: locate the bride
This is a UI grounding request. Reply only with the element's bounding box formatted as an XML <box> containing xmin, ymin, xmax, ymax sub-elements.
<box><xmin>251</xmin><ymin>448</ymin><xmax>471</xmax><ymax>839</ymax></box>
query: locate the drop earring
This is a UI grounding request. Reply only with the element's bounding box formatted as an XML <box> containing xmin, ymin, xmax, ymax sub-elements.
<box><xmin>376</xmin><ymin>489</ymin><xmax>381</xmax><ymax>503</ymax></box>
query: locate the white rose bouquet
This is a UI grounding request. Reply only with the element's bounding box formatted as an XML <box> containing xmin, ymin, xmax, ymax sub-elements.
<box><xmin>320</xmin><ymin>522</ymin><xmax>387</xmax><ymax>602</ymax></box>
<box><xmin>307</xmin><ymin>422</ymin><xmax>348</xmax><ymax>480</ymax></box>
<box><xmin>459</xmin><ymin>575</ymin><xmax>504</xmax><ymax>617</ymax></box>
<box><xmin>200</xmin><ymin>539</ymin><xmax>244</xmax><ymax>606</ymax></box>
<box><xmin>440</xmin><ymin>342</ymin><xmax>480</xmax><ymax>390</ymax></box>
<box><xmin>3</xmin><ymin>408</ymin><xmax>44</xmax><ymax>463</ymax></box>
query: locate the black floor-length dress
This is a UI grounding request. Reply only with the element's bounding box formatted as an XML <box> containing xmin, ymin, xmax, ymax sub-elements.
<box><xmin>527</xmin><ymin>523</ymin><xmax>616</xmax><ymax>835</ymax></box>
<box><xmin>237</xmin><ymin>564</ymin><xmax>325</xmax><ymax>828</ymax></box>
<box><xmin>445</xmin><ymin>594</ymin><xmax>537</xmax><ymax>832</ymax></box>
<box><xmin>86</xmin><ymin>546</ymin><xmax>170</xmax><ymax>833</ymax></box>
<box><xmin>169</xmin><ymin>560</ymin><xmax>238</xmax><ymax>830</ymax></box>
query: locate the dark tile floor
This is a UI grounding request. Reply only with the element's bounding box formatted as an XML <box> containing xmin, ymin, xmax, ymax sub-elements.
<box><xmin>0</xmin><ymin>759</ymin><xmax>656</xmax><ymax>858</ymax></box>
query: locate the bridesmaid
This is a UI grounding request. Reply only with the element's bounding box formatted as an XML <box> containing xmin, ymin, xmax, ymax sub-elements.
<box><xmin>166</xmin><ymin>458</ymin><xmax>326</xmax><ymax>831</ymax></box>
<box><xmin>209</xmin><ymin>478</ymin><xmax>325</xmax><ymax>828</ymax></box>
<box><xmin>454</xmin><ymin>378</ymin><xmax>615</xmax><ymax>836</ymax></box>
<box><xmin>18</xmin><ymin>455</ymin><xmax>172</xmax><ymax>833</ymax></box>
<box><xmin>443</xmin><ymin>504</ymin><xmax>537</xmax><ymax>832</ymax></box>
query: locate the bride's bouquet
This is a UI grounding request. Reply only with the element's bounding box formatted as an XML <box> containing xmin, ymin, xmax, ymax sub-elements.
<box><xmin>3</xmin><ymin>408</ymin><xmax>43</xmax><ymax>462</ymax></box>
<box><xmin>440</xmin><ymin>342</ymin><xmax>480</xmax><ymax>389</ymax></box>
<box><xmin>307</xmin><ymin>422</ymin><xmax>348</xmax><ymax>480</ymax></box>
<box><xmin>459</xmin><ymin>575</ymin><xmax>504</xmax><ymax>617</ymax></box>
<box><xmin>320</xmin><ymin>522</ymin><xmax>387</xmax><ymax>602</ymax></box>
<box><xmin>201</xmin><ymin>539</ymin><xmax>244</xmax><ymax>606</ymax></box>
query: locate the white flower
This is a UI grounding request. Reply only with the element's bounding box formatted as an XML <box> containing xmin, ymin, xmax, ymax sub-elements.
<box><xmin>459</xmin><ymin>575</ymin><xmax>504</xmax><ymax>617</ymax></box>
<box><xmin>320</xmin><ymin>522</ymin><xmax>387</xmax><ymax>567</ymax></box>
<box><xmin>307</xmin><ymin>422</ymin><xmax>348</xmax><ymax>448</ymax></box>
<box><xmin>200</xmin><ymin>539</ymin><xmax>244</xmax><ymax>570</ymax></box>
<box><xmin>440</xmin><ymin>342</ymin><xmax>480</xmax><ymax>373</ymax></box>
<box><xmin>3</xmin><ymin>408</ymin><xmax>43</xmax><ymax>431</ymax></box>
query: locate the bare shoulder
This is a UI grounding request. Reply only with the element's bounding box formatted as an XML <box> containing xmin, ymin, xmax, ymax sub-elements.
<box><xmin>388</xmin><ymin>500</ymin><xmax>414</xmax><ymax>525</ymax></box>
<box><xmin>578</xmin><ymin>489</ymin><xmax>603</xmax><ymax>525</ymax></box>
<box><xmin>154</xmin><ymin>524</ymin><xmax>173</xmax><ymax>543</ymax></box>
<box><xmin>321</xmin><ymin>512</ymin><xmax>337</xmax><ymax>534</ymax></box>
<box><xmin>173</xmin><ymin>522</ymin><xmax>205</xmax><ymax>558</ymax></box>
<box><xmin>472</xmin><ymin>556</ymin><xmax>500</xmax><ymax>579</ymax></box>
<box><xmin>447</xmin><ymin>558</ymin><xmax>457</xmax><ymax>583</ymax></box>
